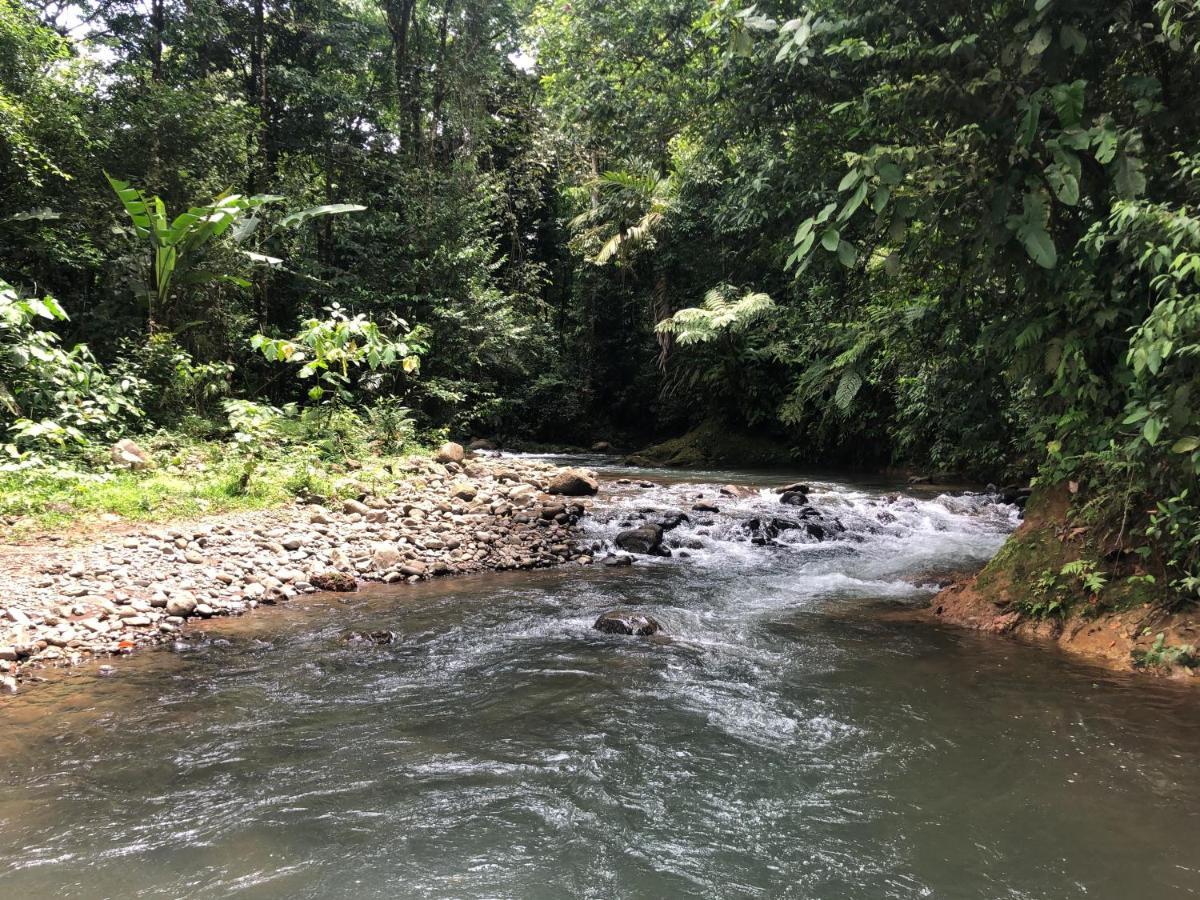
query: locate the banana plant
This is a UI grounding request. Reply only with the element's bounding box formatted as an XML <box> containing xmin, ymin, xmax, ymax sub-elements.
<box><xmin>106</xmin><ymin>174</ymin><xmax>365</xmax><ymax>332</ymax></box>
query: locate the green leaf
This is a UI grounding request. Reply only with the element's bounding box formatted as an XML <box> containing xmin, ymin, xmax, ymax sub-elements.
<box><xmin>815</xmin><ymin>202</ymin><xmax>838</xmax><ymax>224</ymax></box>
<box><xmin>1143</xmin><ymin>417</ymin><xmax>1163</xmax><ymax>446</ymax></box>
<box><xmin>1017</xmin><ymin>100</ymin><xmax>1041</xmax><ymax>148</ymax></box>
<box><xmin>1022</xmin><ymin>226</ymin><xmax>1057</xmax><ymax>268</ymax></box>
<box><xmin>877</xmin><ymin>162</ymin><xmax>902</xmax><ymax>185</ymax></box>
<box><xmin>1171</xmin><ymin>437</ymin><xmax>1200</xmax><ymax>453</ymax></box>
<box><xmin>1060</xmin><ymin>24</ymin><xmax>1086</xmax><ymax>54</ymax></box>
<box><xmin>279</xmin><ymin>203</ymin><xmax>367</xmax><ymax>229</ymax></box>
<box><xmin>837</xmin><ymin>169</ymin><xmax>862</xmax><ymax>192</ymax></box>
<box><xmin>1027</xmin><ymin>26</ymin><xmax>1053</xmax><ymax>56</ymax></box>
<box><xmin>1050</xmin><ymin>80</ymin><xmax>1086</xmax><ymax>127</ymax></box>
<box><xmin>821</xmin><ymin>228</ymin><xmax>840</xmax><ymax>251</ymax></box>
<box><xmin>834</xmin><ymin>369</ymin><xmax>863</xmax><ymax>410</ymax></box>
<box><xmin>839</xmin><ymin>181</ymin><xmax>868</xmax><ymax>222</ymax></box>
<box><xmin>872</xmin><ymin>186</ymin><xmax>891</xmax><ymax>214</ymax></box>
<box><xmin>1114</xmin><ymin>154</ymin><xmax>1147</xmax><ymax>198</ymax></box>
<box><xmin>1046</xmin><ymin>161</ymin><xmax>1080</xmax><ymax>206</ymax></box>
<box><xmin>837</xmin><ymin>240</ymin><xmax>857</xmax><ymax>267</ymax></box>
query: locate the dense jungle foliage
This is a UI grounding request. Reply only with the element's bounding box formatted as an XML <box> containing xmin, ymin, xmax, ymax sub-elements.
<box><xmin>2</xmin><ymin>0</ymin><xmax>1200</xmax><ymax>605</ymax></box>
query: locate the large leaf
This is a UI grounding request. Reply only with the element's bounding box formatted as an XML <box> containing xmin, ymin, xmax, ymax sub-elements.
<box><xmin>834</xmin><ymin>369</ymin><xmax>863</xmax><ymax>411</ymax></box>
<box><xmin>105</xmin><ymin>172</ymin><xmax>155</xmax><ymax>238</ymax></box>
<box><xmin>279</xmin><ymin>203</ymin><xmax>367</xmax><ymax>229</ymax></box>
<box><xmin>1022</xmin><ymin>226</ymin><xmax>1057</xmax><ymax>268</ymax></box>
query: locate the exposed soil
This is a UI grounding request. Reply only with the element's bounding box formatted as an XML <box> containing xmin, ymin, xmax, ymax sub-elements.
<box><xmin>917</xmin><ymin>486</ymin><xmax>1200</xmax><ymax>680</ymax></box>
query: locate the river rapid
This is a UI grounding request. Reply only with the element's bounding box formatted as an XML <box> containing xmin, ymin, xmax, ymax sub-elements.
<box><xmin>2</xmin><ymin>456</ymin><xmax>1199</xmax><ymax>899</ymax></box>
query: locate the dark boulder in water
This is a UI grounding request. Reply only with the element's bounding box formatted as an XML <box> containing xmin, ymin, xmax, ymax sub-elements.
<box><xmin>779</xmin><ymin>491</ymin><xmax>809</xmax><ymax>506</ymax></box>
<box><xmin>616</xmin><ymin>523</ymin><xmax>669</xmax><ymax>556</ymax></box>
<box><xmin>593</xmin><ymin>610</ymin><xmax>661</xmax><ymax>636</ymax></box>
<box><xmin>602</xmin><ymin>554</ymin><xmax>634</xmax><ymax>567</ymax></box>
<box><xmin>775</xmin><ymin>482</ymin><xmax>810</xmax><ymax>495</ymax></box>
<box><xmin>658</xmin><ymin>511</ymin><xmax>690</xmax><ymax>531</ymax></box>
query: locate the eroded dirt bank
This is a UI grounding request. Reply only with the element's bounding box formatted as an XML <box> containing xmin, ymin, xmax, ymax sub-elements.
<box><xmin>0</xmin><ymin>452</ymin><xmax>600</xmax><ymax>692</ymax></box>
<box><xmin>922</xmin><ymin>488</ymin><xmax>1200</xmax><ymax>679</ymax></box>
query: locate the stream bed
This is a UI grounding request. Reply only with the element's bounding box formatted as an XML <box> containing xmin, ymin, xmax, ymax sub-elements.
<box><xmin>2</xmin><ymin>458</ymin><xmax>1199</xmax><ymax>898</ymax></box>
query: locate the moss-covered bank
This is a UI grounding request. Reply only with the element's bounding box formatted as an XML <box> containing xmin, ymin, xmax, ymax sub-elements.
<box><xmin>625</xmin><ymin>421</ymin><xmax>797</xmax><ymax>469</ymax></box>
<box><xmin>928</xmin><ymin>486</ymin><xmax>1200</xmax><ymax>678</ymax></box>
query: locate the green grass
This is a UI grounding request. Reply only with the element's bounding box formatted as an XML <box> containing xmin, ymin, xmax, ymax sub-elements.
<box><xmin>0</xmin><ymin>439</ymin><xmax>428</xmax><ymax>536</ymax></box>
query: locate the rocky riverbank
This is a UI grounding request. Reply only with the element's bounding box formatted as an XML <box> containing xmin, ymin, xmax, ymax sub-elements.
<box><xmin>0</xmin><ymin>448</ymin><xmax>600</xmax><ymax>693</ymax></box>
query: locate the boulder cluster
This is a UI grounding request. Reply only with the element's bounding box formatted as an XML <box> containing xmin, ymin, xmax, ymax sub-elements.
<box><xmin>0</xmin><ymin>449</ymin><xmax>599</xmax><ymax>692</ymax></box>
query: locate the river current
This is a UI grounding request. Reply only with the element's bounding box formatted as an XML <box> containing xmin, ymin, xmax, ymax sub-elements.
<box><xmin>1</xmin><ymin>456</ymin><xmax>1199</xmax><ymax>899</ymax></box>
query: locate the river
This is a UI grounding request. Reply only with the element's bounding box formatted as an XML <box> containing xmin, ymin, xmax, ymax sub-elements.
<box><xmin>1</xmin><ymin>457</ymin><xmax>1198</xmax><ymax>898</ymax></box>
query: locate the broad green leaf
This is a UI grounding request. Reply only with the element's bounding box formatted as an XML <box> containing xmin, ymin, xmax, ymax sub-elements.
<box><xmin>877</xmin><ymin>162</ymin><xmax>902</xmax><ymax>185</ymax></box>
<box><xmin>279</xmin><ymin>203</ymin><xmax>367</xmax><ymax>229</ymax></box>
<box><xmin>1022</xmin><ymin>226</ymin><xmax>1057</xmax><ymax>268</ymax></box>
<box><xmin>1060</xmin><ymin>24</ymin><xmax>1086</xmax><ymax>54</ymax></box>
<box><xmin>839</xmin><ymin>181</ymin><xmax>868</xmax><ymax>222</ymax></box>
<box><xmin>821</xmin><ymin>228</ymin><xmax>840</xmax><ymax>251</ymax></box>
<box><xmin>1143</xmin><ymin>417</ymin><xmax>1163</xmax><ymax>445</ymax></box>
<box><xmin>1027</xmin><ymin>26</ymin><xmax>1052</xmax><ymax>56</ymax></box>
<box><xmin>837</xmin><ymin>239</ymin><xmax>857</xmax><ymax>267</ymax></box>
<box><xmin>837</xmin><ymin>169</ymin><xmax>862</xmax><ymax>192</ymax></box>
<box><xmin>1114</xmin><ymin>154</ymin><xmax>1147</xmax><ymax>198</ymax></box>
<box><xmin>1171</xmin><ymin>437</ymin><xmax>1200</xmax><ymax>453</ymax></box>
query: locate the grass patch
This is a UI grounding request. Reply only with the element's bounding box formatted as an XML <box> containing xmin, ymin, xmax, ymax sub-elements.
<box><xmin>0</xmin><ymin>438</ymin><xmax>428</xmax><ymax>537</ymax></box>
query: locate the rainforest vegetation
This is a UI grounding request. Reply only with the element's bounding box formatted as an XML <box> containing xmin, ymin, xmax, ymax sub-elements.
<box><xmin>2</xmin><ymin>0</ymin><xmax>1200</xmax><ymax>610</ymax></box>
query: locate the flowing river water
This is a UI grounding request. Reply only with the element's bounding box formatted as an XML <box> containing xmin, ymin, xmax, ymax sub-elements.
<box><xmin>2</xmin><ymin>457</ymin><xmax>1200</xmax><ymax>899</ymax></box>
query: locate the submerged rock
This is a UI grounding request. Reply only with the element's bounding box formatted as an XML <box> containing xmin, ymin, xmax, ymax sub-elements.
<box><xmin>615</xmin><ymin>524</ymin><xmax>668</xmax><ymax>556</ymax></box>
<box><xmin>343</xmin><ymin>630</ymin><xmax>396</xmax><ymax>646</ymax></box>
<box><xmin>658</xmin><ymin>511</ymin><xmax>689</xmax><ymax>531</ymax></box>
<box><xmin>593</xmin><ymin>610</ymin><xmax>660</xmax><ymax>636</ymax></box>
<box><xmin>779</xmin><ymin>491</ymin><xmax>808</xmax><ymax>506</ymax></box>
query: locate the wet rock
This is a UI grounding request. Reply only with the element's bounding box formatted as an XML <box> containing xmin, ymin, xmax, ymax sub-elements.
<box><xmin>615</xmin><ymin>524</ymin><xmax>667</xmax><ymax>556</ymax></box>
<box><xmin>658</xmin><ymin>512</ymin><xmax>689</xmax><ymax>531</ymax></box>
<box><xmin>602</xmin><ymin>554</ymin><xmax>634</xmax><ymax>567</ymax></box>
<box><xmin>434</xmin><ymin>441</ymin><xmax>465</xmax><ymax>464</ymax></box>
<box><xmin>547</xmin><ymin>468</ymin><xmax>599</xmax><ymax>496</ymax></box>
<box><xmin>719</xmin><ymin>484</ymin><xmax>758</xmax><ymax>499</ymax></box>
<box><xmin>593</xmin><ymin>610</ymin><xmax>660</xmax><ymax>636</ymax></box>
<box><xmin>591</xmin><ymin>441</ymin><xmax>612</xmax><ymax>452</ymax></box>
<box><xmin>779</xmin><ymin>491</ymin><xmax>808</xmax><ymax>506</ymax></box>
<box><xmin>343</xmin><ymin>630</ymin><xmax>396</xmax><ymax>646</ymax></box>
<box><xmin>691</xmin><ymin>502</ymin><xmax>720</xmax><ymax>513</ymax></box>
<box><xmin>775</xmin><ymin>482</ymin><xmax>810</xmax><ymax>495</ymax></box>
<box><xmin>310</xmin><ymin>572</ymin><xmax>357</xmax><ymax>592</ymax></box>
